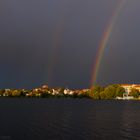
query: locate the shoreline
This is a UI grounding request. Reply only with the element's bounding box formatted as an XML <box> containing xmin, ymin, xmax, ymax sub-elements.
<box><xmin>0</xmin><ymin>96</ymin><xmax>139</xmax><ymax>101</ymax></box>
<box><xmin>0</xmin><ymin>84</ymin><xmax>140</xmax><ymax>100</ymax></box>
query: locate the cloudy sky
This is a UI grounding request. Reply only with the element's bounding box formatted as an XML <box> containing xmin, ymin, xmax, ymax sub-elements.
<box><xmin>0</xmin><ymin>0</ymin><xmax>140</xmax><ymax>89</ymax></box>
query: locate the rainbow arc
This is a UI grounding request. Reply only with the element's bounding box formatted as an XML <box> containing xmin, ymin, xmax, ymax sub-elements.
<box><xmin>91</xmin><ymin>0</ymin><xmax>126</xmax><ymax>87</ymax></box>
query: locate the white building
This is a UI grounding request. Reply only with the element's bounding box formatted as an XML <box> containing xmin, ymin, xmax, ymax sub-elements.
<box><xmin>52</xmin><ymin>89</ymin><xmax>59</xmax><ymax>95</ymax></box>
<box><xmin>64</xmin><ymin>89</ymin><xmax>74</xmax><ymax>95</ymax></box>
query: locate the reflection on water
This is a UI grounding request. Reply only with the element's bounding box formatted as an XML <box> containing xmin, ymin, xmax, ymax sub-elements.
<box><xmin>0</xmin><ymin>99</ymin><xmax>140</xmax><ymax>140</ymax></box>
<box><xmin>120</xmin><ymin>101</ymin><xmax>140</xmax><ymax>140</ymax></box>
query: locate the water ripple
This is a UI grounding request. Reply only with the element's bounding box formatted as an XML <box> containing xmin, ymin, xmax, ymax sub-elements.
<box><xmin>0</xmin><ymin>99</ymin><xmax>140</xmax><ymax>139</ymax></box>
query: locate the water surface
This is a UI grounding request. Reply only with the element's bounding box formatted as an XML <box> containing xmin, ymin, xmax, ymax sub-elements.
<box><xmin>0</xmin><ymin>98</ymin><xmax>140</xmax><ymax>140</ymax></box>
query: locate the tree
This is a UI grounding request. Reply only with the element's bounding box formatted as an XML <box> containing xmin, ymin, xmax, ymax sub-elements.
<box><xmin>100</xmin><ymin>91</ymin><xmax>107</xmax><ymax>99</ymax></box>
<box><xmin>11</xmin><ymin>90</ymin><xmax>21</xmax><ymax>97</ymax></box>
<box><xmin>20</xmin><ymin>89</ymin><xmax>29</xmax><ymax>96</ymax></box>
<box><xmin>0</xmin><ymin>90</ymin><xmax>5</xmax><ymax>96</ymax></box>
<box><xmin>90</xmin><ymin>85</ymin><xmax>104</xmax><ymax>99</ymax></box>
<box><xmin>130</xmin><ymin>88</ymin><xmax>139</xmax><ymax>98</ymax></box>
<box><xmin>116</xmin><ymin>86</ymin><xmax>125</xmax><ymax>97</ymax></box>
<box><xmin>90</xmin><ymin>85</ymin><xmax>104</xmax><ymax>94</ymax></box>
<box><xmin>104</xmin><ymin>85</ymin><xmax>117</xmax><ymax>99</ymax></box>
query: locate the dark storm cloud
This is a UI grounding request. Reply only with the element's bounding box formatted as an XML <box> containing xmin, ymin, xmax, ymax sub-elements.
<box><xmin>0</xmin><ymin>0</ymin><xmax>139</xmax><ymax>89</ymax></box>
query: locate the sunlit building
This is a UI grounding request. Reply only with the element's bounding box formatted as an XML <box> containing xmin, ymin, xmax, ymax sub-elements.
<box><xmin>121</xmin><ymin>84</ymin><xmax>140</xmax><ymax>94</ymax></box>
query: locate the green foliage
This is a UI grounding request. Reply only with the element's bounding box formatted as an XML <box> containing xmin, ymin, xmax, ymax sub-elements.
<box><xmin>91</xmin><ymin>85</ymin><xmax>104</xmax><ymax>94</ymax></box>
<box><xmin>92</xmin><ymin>93</ymin><xmax>100</xmax><ymax>99</ymax></box>
<box><xmin>91</xmin><ymin>84</ymin><xmax>125</xmax><ymax>99</ymax></box>
<box><xmin>90</xmin><ymin>85</ymin><xmax>104</xmax><ymax>99</ymax></box>
<box><xmin>11</xmin><ymin>90</ymin><xmax>21</xmax><ymax>97</ymax></box>
<box><xmin>103</xmin><ymin>85</ymin><xmax>117</xmax><ymax>99</ymax></box>
<box><xmin>130</xmin><ymin>88</ymin><xmax>139</xmax><ymax>98</ymax></box>
<box><xmin>41</xmin><ymin>92</ymin><xmax>51</xmax><ymax>98</ymax></box>
<box><xmin>116</xmin><ymin>86</ymin><xmax>125</xmax><ymax>97</ymax></box>
<box><xmin>0</xmin><ymin>90</ymin><xmax>5</xmax><ymax>96</ymax></box>
<box><xmin>99</xmin><ymin>91</ymin><xmax>107</xmax><ymax>99</ymax></box>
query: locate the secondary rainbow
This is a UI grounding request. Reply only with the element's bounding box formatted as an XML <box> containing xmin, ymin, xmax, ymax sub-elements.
<box><xmin>47</xmin><ymin>19</ymin><xmax>64</xmax><ymax>86</ymax></box>
<box><xmin>91</xmin><ymin>0</ymin><xmax>126</xmax><ymax>87</ymax></box>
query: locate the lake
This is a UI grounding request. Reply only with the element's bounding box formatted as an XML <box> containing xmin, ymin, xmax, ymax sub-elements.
<box><xmin>0</xmin><ymin>98</ymin><xmax>140</xmax><ymax>140</ymax></box>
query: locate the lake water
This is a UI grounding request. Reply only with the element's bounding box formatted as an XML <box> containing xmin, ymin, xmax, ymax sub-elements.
<box><xmin>0</xmin><ymin>98</ymin><xmax>140</xmax><ymax>140</ymax></box>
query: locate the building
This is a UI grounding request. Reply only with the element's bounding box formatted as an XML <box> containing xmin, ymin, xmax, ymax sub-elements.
<box><xmin>121</xmin><ymin>84</ymin><xmax>140</xmax><ymax>94</ymax></box>
<box><xmin>52</xmin><ymin>89</ymin><xmax>59</xmax><ymax>95</ymax></box>
<box><xmin>64</xmin><ymin>89</ymin><xmax>74</xmax><ymax>95</ymax></box>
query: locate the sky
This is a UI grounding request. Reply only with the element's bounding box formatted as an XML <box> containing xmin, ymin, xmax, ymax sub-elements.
<box><xmin>0</xmin><ymin>0</ymin><xmax>140</xmax><ymax>89</ymax></box>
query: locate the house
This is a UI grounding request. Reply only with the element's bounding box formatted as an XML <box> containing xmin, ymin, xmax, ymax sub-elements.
<box><xmin>64</xmin><ymin>89</ymin><xmax>74</xmax><ymax>95</ymax></box>
<box><xmin>121</xmin><ymin>84</ymin><xmax>140</xmax><ymax>94</ymax></box>
<box><xmin>41</xmin><ymin>85</ymin><xmax>49</xmax><ymax>89</ymax></box>
<box><xmin>52</xmin><ymin>89</ymin><xmax>59</xmax><ymax>95</ymax></box>
<box><xmin>133</xmin><ymin>85</ymin><xmax>140</xmax><ymax>92</ymax></box>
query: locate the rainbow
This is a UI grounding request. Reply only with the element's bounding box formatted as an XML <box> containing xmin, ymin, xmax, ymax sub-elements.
<box><xmin>47</xmin><ymin>1</ymin><xmax>70</xmax><ymax>85</ymax></box>
<box><xmin>47</xmin><ymin>19</ymin><xmax>64</xmax><ymax>85</ymax></box>
<box><xmin>91</xmin><ymin>0</ymin><xmax>126</xmax><ymax>87</ymax></box>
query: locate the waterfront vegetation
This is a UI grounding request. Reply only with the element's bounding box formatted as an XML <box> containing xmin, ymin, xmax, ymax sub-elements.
<box><xmin>0</xmin><ymin>84</ymin><xmax>140</xmax><ymax>100</ymax></box>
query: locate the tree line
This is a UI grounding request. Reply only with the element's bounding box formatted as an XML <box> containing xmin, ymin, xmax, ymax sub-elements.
<box><xmin>89</xmin><ymin>84</ymin><xmax>140</xmax><ymax>99</ymax></box>
<box><xmin>0</xmin><ymin>84</ymin><xmax>139</xmax><ymax>99</ymax></box>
